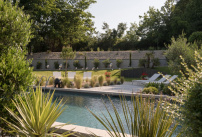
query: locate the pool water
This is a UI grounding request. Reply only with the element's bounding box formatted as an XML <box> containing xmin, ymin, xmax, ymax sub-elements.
<box><xmin>50</xmin><ymin>91</ymin><xmax>132</xmax><ymax>130</ymax></box>
<box><xmin>46</xmin><ymin>90</ymin><xmax>180</xmax><ymax>136</ymax></box>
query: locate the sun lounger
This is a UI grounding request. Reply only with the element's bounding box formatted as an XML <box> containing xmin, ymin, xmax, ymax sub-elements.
<box><xmin>154</xmin><ymin>75</ymin><xmax>178</xmax><ymax>84</ymax></box>
<box><xmin>68</xmin><ymin>72</ymin><xmax>76</xmax><ymax>79</ymax></box>
<box><xmin>83</xmin><ymin>72</ymin><xmax>92</xmax><ymax>80</ymax></box>
<box><xmin>53</xmin><ymin>72</ymin><xmax>62</xmax><ymax>78</ymax></box>
<box><xmin>132</xmin><ymin>73</ymin><xmax>160</xmax><ymax>85</ymax></box>
<box><xmin>144</xmin><ymin>75</ymin><xmax>171</xmax><ymax>84</ymax></box>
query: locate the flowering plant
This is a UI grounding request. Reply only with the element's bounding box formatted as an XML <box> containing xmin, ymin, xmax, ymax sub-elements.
<box><xmin>105</xmin><ymin>72</ymin><xmax>111</xmax><ymax>77</ymax></box>
<box><xmin>140</xmin><ymin>72</ymin><xmax>148</xmax><ymax>80</ymax></box>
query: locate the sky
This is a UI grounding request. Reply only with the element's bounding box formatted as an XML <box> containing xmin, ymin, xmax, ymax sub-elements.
<box><xmin>88</xmin><ymin>0</ymin><xmax>167</xmax><ymax>32</ymax></box>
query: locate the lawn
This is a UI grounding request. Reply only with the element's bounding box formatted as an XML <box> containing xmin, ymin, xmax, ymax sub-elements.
<box><xmin>32</xmin><ymin>69</ymin><xmax>140</xmax><ymax>82</ymax></box>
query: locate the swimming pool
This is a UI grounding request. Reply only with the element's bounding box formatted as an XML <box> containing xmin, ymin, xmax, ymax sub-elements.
<box><xmin>48</xmin><ymin>90</ymin><xmax>132</xmax><ymax>130</ymax></box>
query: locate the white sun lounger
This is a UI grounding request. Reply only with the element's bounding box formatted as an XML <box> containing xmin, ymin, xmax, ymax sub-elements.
<box><xmin>68</xmin><ymin>72</ymin><xmax>76</xmax><ymax>79</ymax></box>
<box><xmin>144</xmin><ymin>75</ymin><xmax>171</xmax><ymax>84</ymax></box>
<box><xmin>83</xmin><ymin>72</ymin><xmax>92</xmax><ymax>80</ymax></box>
<box><xmin>132</xmin><ymin>73</ymin><xmax>160</xmax><ymax>85</ymax></box>
<box><xmin>53</xmin><ymin>72</ymin><xmax>62</xmax><ymax>78</ymax></box>
<box><xmin>153</xmin><ymin>75</ymin><xmax>178</xmax><ymax>84</ymax></box>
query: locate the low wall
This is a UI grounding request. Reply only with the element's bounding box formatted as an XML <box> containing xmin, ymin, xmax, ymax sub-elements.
<box><xmin>32</xmin><ymin>59</ymin><xmax>167</xmax><ymax>70</ymax></box>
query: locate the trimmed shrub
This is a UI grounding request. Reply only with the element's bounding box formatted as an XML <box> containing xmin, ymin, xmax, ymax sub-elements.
<box><xmin>114</xmin><ymin>77</ymin><xmax>118</xmax><ymax>84</ymax></box>
<box><xmin>54</xmin><ymin>61</ymin><xmax>59</xmax><ymax>69</ymax></box>
<box><xmin>120</xmin><ymin>77</ymin><xmax>124</xmax><ymax>84</ymax></box>
<box><xmin>73</xmin><ymin>60</ymin><xmax>82</xmax><ymax>68</ymax></box>
<box><xmin>48</xmin><ymin>77</ymin><xmax>54</xmax><ymax>85</ymax></box>
<box><xmin>36</xmin><ymin>61</ymin><xmax>42</xmax><ymax>69</ymax></box>
<box><xmin>129</xmin><ymin>52</ymin><xmax>132</xmax><ymax>67</ymax></box>
<box><xmin>151</xmin><ymin>58</ymin><xmax>160</xmax><ymax>68</ymax></box>
<box><xmin>142</xmin><ymin>87</ymin><xmax>159</xmax><ymax>94</ymax></box>
<box><xmin>74</xmin><ymin>75</ymin><xmax>82</xmax><ymax>89</ymax></box>
<box><xmin>116</xmin><ymin>59</ymin><xmax>123</xmax><ymax>68</ymax></box>
<box><xmin>67</xmin><ymin>81</ymin><xmax>74</xmax><ymax>88</ymax></box>
<box><xmin>35</xmin><ymin>77</ymin><xmax>46</xmax><ymax>86</ymax></box>
<box><xmin>84</xmin><ymin>83</ymin><xmax>90</xmax><ymax>88</ymax></box>
<box><xmin>61</xmin><ymin>78</ymin><xmax>69</xmax><ymax>88</ymax></box>
<box><xmin>117</xmin><ymin>81</ymin><xmax>121</xmax><ymax>85</ymax></box>
<box><xmin>63</xmin><ymin>61</ymin><xmax>70</xmax><ymax>69</ymax></box>
<box><xmin>90</xmin><ymin>76</ymin><xmax>97</xmax><ymax>87</ymax></box>
<box><xmin>106</xmin><ymin>78</ymin><xmax>110</xmax><ymax>85</ymax></box>
<box><xmin>95</xmin><ymin>83</ymin><xmax>100</xmax><ymax>87</ymax></box>
<box><xmin>103</xmin><ymin>82</ymin><xmax>108</xmax><ymax>86</ymax></box>
<box><xmin>102</xmin><ymin>59</ymin><xmax>111</xmax><ymax>68</ymax></box>
<box><xmin>138</xmin><ymin>59</ymin><xmax>147</xmax><ymax>68</ymax></box>
<box><xmin>93</xmin><ymin>58</ymin><xmax>100</xmax><ymax>68</ymax></box>
<box><xmin>45</xmin><ymin>59</ymin><xmax>48</xmax><ymax>69</ymax></box>
<box><xmin>110</xmin><ymin>81</ymin><xmax>114</xmax><ymax>85</ymax></box>
<box><xmin>98</xmin><ymin>75</ymin><xmax>104</xmax><ymax>86</ymax></box>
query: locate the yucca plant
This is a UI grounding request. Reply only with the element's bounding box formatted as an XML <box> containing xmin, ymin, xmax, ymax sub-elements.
<box><xmin>1</xmin><ymin>87</ymin><xmax>73</xmax><ymax>137</ymax></box>
<box><xmin>89</xmin><ymin>96</ymin><xmax>180</xmax><ymax>137</ymax></box>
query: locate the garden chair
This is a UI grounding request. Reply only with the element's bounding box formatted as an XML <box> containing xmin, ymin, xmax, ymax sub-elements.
<box><xmin>83</xmin><ymin>72</ymin><xmax>92</xmax><ymax>80</ymax></box>
<box><xmin>68</xmin><ymin>72</ymin><xmax>76</xmax><ymax>79</ymax></box>
<box><xmin>53</xmin><ymin>72</ymin><xmax>61</xmax><ymax>78</ymax></box>
<box><xmin>132</xmin><ymin>73</ymin><xmax>160</xmax><ymax>85</ymax></box>
<box><xmin>144</xmin><ymin>75</ymin><xmax>171</xmax><ymax>84</ymax></box>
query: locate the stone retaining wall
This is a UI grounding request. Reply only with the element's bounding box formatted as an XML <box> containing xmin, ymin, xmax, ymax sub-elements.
<box><xmin>28</xmin><ymin>50</ymin><xmax>168</xmax><ymax>70</ymax></box>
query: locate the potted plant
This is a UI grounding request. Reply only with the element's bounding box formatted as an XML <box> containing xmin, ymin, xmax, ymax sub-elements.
<box><xmin>140</xmin><ymin>72</ymin><xmax>148</xmax><ymax>80</ymax></box>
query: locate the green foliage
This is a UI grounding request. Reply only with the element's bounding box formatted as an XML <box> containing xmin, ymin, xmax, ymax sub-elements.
<box><xmin>61</xmin><ymin>46</ymin><xmax>75</xmax><ymax>76</ymax></box>
<box><xmin>116</xmin><ymin>59</ymin><xmax>123</xmax><ymax>68</ymax></box>
<box><xmin>165</xmin><ymin>34</ymin><xmax>195</xmax><ymax>73</ymax></box>
<box><xmin>1</xmin><ymin>87</ymin><xmax>72</xmax><ymax>136</ymax></box>
<box><xmin>93</xmin><ymin>58</ymin><xmax>100</xmax><ymax>68</ymax></box>
<box><xmin>18</xmin><ymin>0</ymin><xmax>96</xmax><ymax>52</ymax></box>
<box><xmin>84</xmin><ymin>55</ymin><xmax>87</xmax><ymax>68</ymax></box>
<box><xmin>73</xmin><ymin>60</ymin><xmax>82</xmax><ymax>68</ymax></box>
<box><xmin>95</xmin><ymin>83</ymin><xmax>100</xmax><ymax>87</ymax></box>
<box><xmin>48</xmin><ymin>77</ymin><xmax>54</xmax><ymax>85</ymax></box>
<box><xmin>45</xmin><ymin>59</ymin><xmax>48</xmax><ymax>68</ymax></box>
<box><xmin>189</xmin><ymin>31</ymin><xmax>202</xmax><ymax>48</ymax></box>
<box><xmin>138</xmin><ymin>59</ymin><xmax>147</xmax><ymax>68</ymax></box>
<box><xmin>0</xmin><ymin>47</ymin><xmax>33</xmax><ymax>134</ymax></box>
<box><xmin>84</xmin><ymin>83</ymin><xmax>90</xmax><ymax>88</ymax></box>
<box><xmin>129</xmin><ymin>52</ymin><xmax>132</xmax><ymax>67</ymax></box>
<box><xmin>89</xmin><ymin>96</ymin><xmax>179</xmax><ymax>137</ymax></box>
<box><xmin>106</xmin><ymin>78</ymin><xmax>111</xmax><ymax>85</ymax></box>
<box><xmin>120</xmin><ymin>76</ymin><xmax>124</xmax><ymax>84</ymax></box>
<box><xmin>142</xmin><ymin>87</ymin><xmax>159</xmax><ymax>94</ymax></box>
<box><xmin>74</xmin><ymin>75</ymin><xmax>82</xmax><ymax>89</ymax></box>
<box><xmin>102</xmin><ymin>59</ymin><xmax>111</xmax><ymax>68</ymax></box>
<box><xmin>151</xmin><ymin>58</ymin><xmax>160</xmax><ymax>68</ymax></box>
<box><xmin>54</xmin><ymin>61</ymin><xmax>59</xmax><ymax>69</ymax></box>
<box><xmin>113</xmin><ymin>77</ymin><xmax>118</xmax><ymax>84</ymax></box>
<box><xmin>36</xmin><ymin>61</ymin><xmax>42</xmax><ymax>69</ymax></box>
<box><xmin>61</xmin><ymin>78</ymin><xmax>69</xmax><ymax>88</ymax></box>
<box><xmin>90</xmin><ymin>76</ymin><xmax>97</xmax><ymax>87</ymax></box>
<box><xmin>110</xmin><ymin>81</ymin><xmax>114</xmax><ymax>85</ymax></box>
<box><xmin>168</xmin><ymin>51</ymin><xmax>202</xmax><ymax>136</ymax></box>
<box><xmin>98</xmin><ymin>75</ymin><xmax>104</xmax><ymax>86</ymax></box>
<box><xmin>63</xmin><ymin>61</ymin><xmax>70</xmax><ymax>69</ymax></box>
<box><xmin>0</xmin><ymin>0</ymin><xmax>32</xmax><ymax>52</ymax></box>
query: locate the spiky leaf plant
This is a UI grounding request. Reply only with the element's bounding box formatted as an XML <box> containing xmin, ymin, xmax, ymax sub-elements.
<box><xmin>89</xmin><ymin>96</ymin><xmax>180</xmax><ymax>137</ymax></box>
<box><xmin>1</xmin><ymin>87</ymin><xmax>73</xmax><ymax>137</ymax></box>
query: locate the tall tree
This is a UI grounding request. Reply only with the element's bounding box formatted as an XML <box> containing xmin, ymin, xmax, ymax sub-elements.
<box><xmin>17</xmin><ymin>0</ymin><xmax>96</xmax><ymax>53</ymax></box>
<box><xmin>0</xmin><ymin>0</ymin><xmax>32</xmax><ymax>53</ymax></box>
